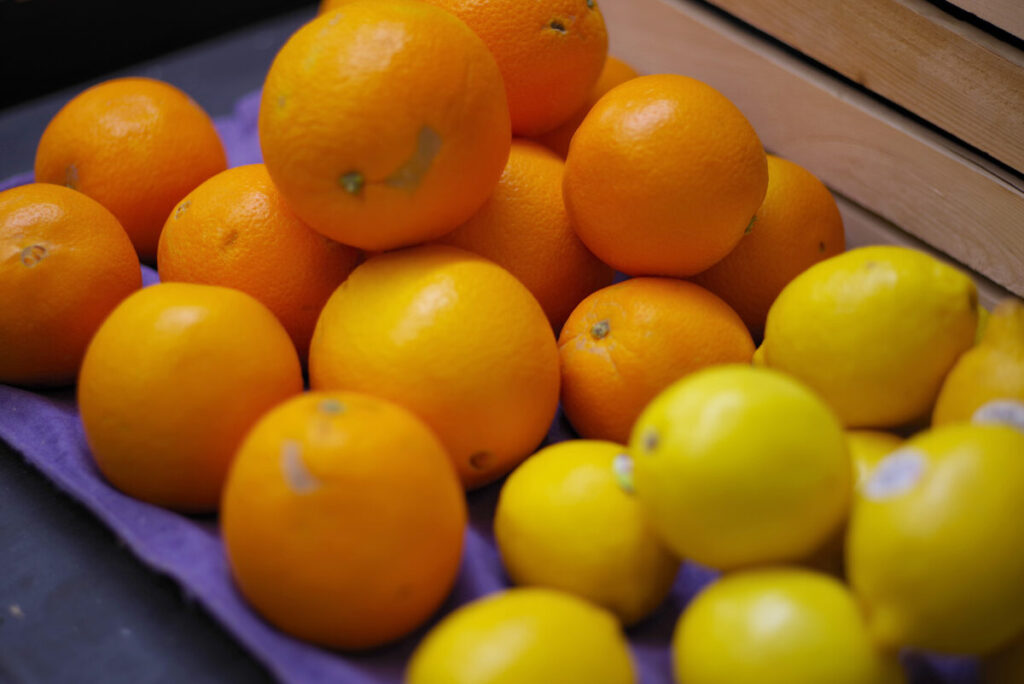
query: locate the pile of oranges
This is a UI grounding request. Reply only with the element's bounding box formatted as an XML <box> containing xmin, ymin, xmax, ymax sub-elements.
<box><xmin>4</xmin><ymin>0</ymin><xmax>1024</xmax><ymax>682</ymax></box>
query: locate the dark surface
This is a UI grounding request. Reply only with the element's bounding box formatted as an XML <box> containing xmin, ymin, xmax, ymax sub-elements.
<box><xmin>0</xmin><ymin>0</ymin><xmax>318</xmax><ymax>108</ymax></box>
<box><xmin>0</xmin><ymin>8</ymin><xmax>317</xmax><ymax>682</ymax></box>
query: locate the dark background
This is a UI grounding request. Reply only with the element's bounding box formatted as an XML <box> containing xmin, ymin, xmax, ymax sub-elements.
<box><xmin>0</xmin><ymin>0</ymin><xmax>318</xmax><ymax>109</ymax></box>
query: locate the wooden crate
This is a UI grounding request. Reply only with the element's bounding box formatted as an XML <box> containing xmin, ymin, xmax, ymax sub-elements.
<box><xmin>599</xmin><ymin>0</ymin><xmax>1024</xmax><ymax>307</ymax></box>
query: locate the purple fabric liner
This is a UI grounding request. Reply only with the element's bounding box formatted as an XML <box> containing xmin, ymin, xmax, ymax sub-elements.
<box><xmin>0</xmin><ymin>90</ymin><xmax>980</xmax><ymax>683</ymax></box>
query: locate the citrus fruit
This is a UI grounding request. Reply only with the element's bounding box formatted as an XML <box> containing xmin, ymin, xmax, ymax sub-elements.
<box><xmin>437</xmin><ymin>141</ymin><xmax>613</xmax><ymax>331</ymax></box>
<box><xmin>222</xmin><ymin>391</ymin><xmax>466</xmax><ymax>650</ymax></box>
<box><xmin>627</xmin><ymin>364</ymin><xmax>850</xmax><ymax>570</ymax></box>
<box><xmin>420</xmin><ymin>0</ymin><xmax>608</xmax><ymax>137</ymax></box>
<box><xmin>534</xmin><ymin>55</ymin><xmax>638</xmax><ymax>158</ymax></box>
<box><xmin>494</xmin><ymin>440</ymin><xmax>679</xmax><ymax>625</ymax></box>
<box><xmin>35</xmin><ymin>77</ymin><xmax>227</xmax><ymax>262</ymax></box>
<box><xmin>309</xmin><ymin>245</ymin><xmax>560</xmax><ymax>489</ymax></box>
<box><xmin>847</xmin><ymin>430</ymin><xmax>903</xmax><ymax>490</ymax></box>
<box><xmin>692</xmin><ymin>154</ymin><xmax>845</xmax><ymax>337</ymax></box>
<box><xmin>406</xmin><ymin>588</ymin><xmax>635</xmax><ymax>684</ymax></box>
<box><xmin>802</xmin><ymin>430</ymin><xmax>903</xmax><ymax>576</ymax></box>
<box><xmin>932</xmin><ymin>298</ymin><xmax>1024</xmax><ymax>426</ymax></box>
<box><xmin>78</xmin><ymin>283</ymin><xmax>302</xmax><ymax>512</ymax></box>
<box><xmin>157</xmin><ymin>164</ymin><xmax>360</xmax><ymax>359</ymax></box>
<box><xmin>0</xmin><ymin>183</ymin><xmax>140</xmax><ymax>387</ymax></box>
<box><xmin>673</xmin><ymin>569</ymin><xmax>905</xmax><ymax>684</ymax></box>
<box><xmin>259</xmin><ymin>0</ymin><xmax>510</xmax><ymax>250</ymax></box>
<box><xmin>558</xmin><ymin>278</ymin><xmax>754</xmax><ymax>443</ymax></box>
<box><xmin>847</xmin><ymin>422</ymin><xmax>1024</xmax><ymax>654</ymax></box>
<box><xmin>563</xmin><ymin>74</ymin><xmax>768</xmax><ymax>277</ymax></box>
<box><xmin>762</xmin><ymin>245</ymin><xmax>978</xmax><ymax>427</ymax></box>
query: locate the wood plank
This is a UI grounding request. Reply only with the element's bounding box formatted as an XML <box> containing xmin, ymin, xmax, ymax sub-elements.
<box><xmin>706</xmin><ymin>0</ymin><xmax>1024</xmax><ymax>173</ymax></box>
<box><xmin>599</xmin><ymin>0</ymin><xmax>1024</xmax><ymax>296</ymax></box>
<box><xmin>947</xmin><ymin>0</ymin><xmax>1024</xmax><ymax>41</ymax></box>
<box><xmin>837</xmin><ymin>194</ymin><xmax>1008</xmax><ymax>310</ymax></box>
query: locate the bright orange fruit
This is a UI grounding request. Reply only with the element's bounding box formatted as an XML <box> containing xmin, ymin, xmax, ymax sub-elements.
<box><xmin>693</xmin><ymin>155</ymin><xmax>845</xmax><ymax>337</ymax></box>
<box><xmin>437</xmin><ymin>141</ymin><xmax>613</xmax><ymax>331</ymax></box>
<box><xmin>78</xmin><ymin>283</ymin><xmax>303</xmax><ymax>512</ymax></box>
<box><xmin>309</xmin><ymin>245</ymin><xmax>560</xmax><ymax>489</ymax></box>
<box><xmin>564</xmin><ymin>74</ymin><xmax>768</xmax><ymax>277</ymax></box>
<box><xmin>559</xmin><ymin>278</ymin><xmax>755</xmax><ymax>443</ymax></box>
<box><xmin>35</xmin><ymin>77</ymin><xmax>227</xmax><ymax>262</ymax></box>
<box><xmin>534</xmin><ymin>56</ymin><xmax>639</xmax><ymax>158</ymax></box>
<box><xmin>259</xmin><ymin>0</ymin><xmax>510</xmax><ymax>250</ymax></box>
<box><xmin>421</xmin><ymin>0</ymin><xmax>608</xmax><ymax>137</ymax></box>
<box><xmin>0</xmin><ymin>183</ymin><xmax>141</xmax><ymax>387</ymax></box>
<box><xmin>157</xmin><ymin>164</ymin><xmax>361</xmax><ymax>359</ymax></box>
<box><xmin>222</xmin><ymin>391</ymin><xmax>466</xmax><ymax>650</ymax></box>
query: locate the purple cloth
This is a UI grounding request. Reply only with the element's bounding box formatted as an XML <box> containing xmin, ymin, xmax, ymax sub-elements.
<box><xmin>0</xmin><ymin>93</ymin><xmax>979</xmax><ymax>684</ymax></box>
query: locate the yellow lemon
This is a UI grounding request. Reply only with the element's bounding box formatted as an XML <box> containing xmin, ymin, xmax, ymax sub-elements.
<box><xmin>673</xmin><ymin>568</ymin><xmax>906</xmax><ymax>684</ymax></box>
<box><xmin>801</xmin><ymin>430</ymin><xmax>903</xmax><ymax>577</ymax></box>
<box><xmin>933</xmin><ymin>298</ymin><xmax>1024</xmax><ymax>427</ymax></box>
<box><xmin>762</xmin><ymin>245</ymin><xmax>978</xmax><ymax>428</ymax></box>
<box><xmin>494</xmin><ymin>440</ymin><xmax>679</xmax><ymax>625</ymax></box>
<box><xmin>846</xmin><ymin>430</ymin><xmax>903</xmax><ymax>490</ymax></box>
<box><xmin>751</xmin><ymin>342</ymin><xmax>766</xmax><ymax>366</ymax></box>
<box><xmin>628</xmin><ymin>364</ymin><xmax>850</xmax><ymax>570</ymax></box>
<box><xmin>847</xmin><ymin>422</ymin><xmax>1024</xmax><ymax>654</ymax></box>
<box><xmin>406</xmin><ymin>588</ymin><xmax>635</xmax><ymax>684</ymax></box>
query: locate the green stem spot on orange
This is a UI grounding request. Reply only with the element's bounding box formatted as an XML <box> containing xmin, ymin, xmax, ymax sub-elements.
<box><xmin>339</xmin><ymin>171</ymin><xmax>365</xmax><ymax>195</ymax></box>
<box><xmin>591</xmin><ymin>319</ymin><xmax>610</xmax><ymax>339</ymax></box>
<box><xmin>744</xmin><ymin>215</ymin><xmax>757</xmax><ymax>234</ymax></box>
<box><xmin>586</xmin><ymin>0</ymin><xmax>595</xmax><ymax>8</ymax></box>
<box><xmin>318</xmin><ymin>398</ymin><xmax>345</xmax><ymax>415</ymax></box>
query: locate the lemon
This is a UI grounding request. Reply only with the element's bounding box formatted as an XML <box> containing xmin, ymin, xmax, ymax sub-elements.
<box><xmin>751</xmin><ymin>342</ymin><xmax>766</xmax><ymax>366</ymax></box>
<box><xmin>762</xmin><ymin>245</ymin><xmax>978</xmax><ymax>427</ymax></box>
<box><xmin>405</xmin><ymin>588</ymin><xmax>635</xmax><ymax>684</ymax></box>
<box><xmin>933</xmin><ymin>298</ymin><xmax>1024</xmax><ymax>426</ymax></box>
<box><xmin>494</xmin><ymin>440</ymin><xmax>679</xmax><ymax>625</ymax></box>
<box><xmin>800</xmin><ymin>430</ymin><xmax>903</xmax><ymax>577</ymax></box>
<box><xmin>673</xmin><ymin>568</ymin><xmax>905</xmax><ymax>684</ymax></box>
<box><xmin>847</xmin><ymin>422</ymin><xmax>1024</xmax><ymax>654</ymax></box>
<box><xmin>846</xmin><ymin>430</ymin><xmax>903</xmax><ymax>490</ymax></box>
<box><xmin>627</xmin><ymin>364</ymin><xmax>850</xmax><ymax>570</ymax></box>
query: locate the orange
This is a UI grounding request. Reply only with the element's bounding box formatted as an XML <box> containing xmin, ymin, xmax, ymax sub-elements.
<box><xmin>419</xmin><ymin>0</ymin><xmax>609</xmax><ymax>137</ymax></box>
<box><xmin>534</xmin><ymin>56</ymin><xmax>639</xmax><ymax>158</ymax></box>
<box><xmin>259</xmin><ymin>0</ymin><xmax>510</xmax><ymax>251</ymax></box>
<box><xmin>0</xmin><ymin>183</ymin><xmax>140</xmax><ymax>387</ymax></box>
<box><xmin>564</xmin><ymin>74</ymin><xmax>768</xmax><ymax>277</ymax></box>
<box><xmin>309</xmin><ymin>245</ymin><xmax>560</xmax><ymax>489</ymax></box>
<box><xmin>692</xmin><ymin>155</ymin><xmax>845</xmax><ymax>337</ymax></box>
<box><xmin>78</xmin><ymin>283</ymin><xmax>303</xmax><ymax>512</ymax></box>
<box><xmin>222</xmin><ymin>391</ymin><xmax>466</xmax><ymax>650</ymax></box>
<box><xmin>35</xmin><ymin>77</ymin><xmax>227</xmax><ymax>262</ymax></box>
<box><xmin>559</xmin><ymin>277</ymin><xmax>755</xmax><ymax>443</ymax></box>
<box><xmin>157</xmin><ymin>164</ymin><xmax>360</xmax><ymax>359</ymax></box>
<box><xmin>437</xmin><ymin>141</ymin><xmax>613</xmax><ymax>332</ymax></box>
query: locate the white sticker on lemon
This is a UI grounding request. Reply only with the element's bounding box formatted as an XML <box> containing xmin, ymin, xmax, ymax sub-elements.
<box><xmin>972</xmin><ymin>399</ymin><xmax>1024</xmax><ymax>433</ymax></box>
<box><xmin>864</xmin><ymin>448</ymin><xmax>927</xmax><ymax>501</ymax></box>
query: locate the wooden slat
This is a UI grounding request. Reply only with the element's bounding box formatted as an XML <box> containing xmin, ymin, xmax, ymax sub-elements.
<box><xmin>837</xmin><ymin>194</ymin><xmax>1008</xmax><ymax>310</ymax></box>
<box><xmin>599</xmin><ymin>0</ymin><xmax>1024</xmax><ymax>296</ymax></box>
<box><xmin>707</xmin><ymin>0</ymin><xmax>1024</xmax><ymax>173</ymax></box>
<box><xmin>947</xmin><ymin>0</ymin><xmax>1024</xmax><ymax>41</ymax></box>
